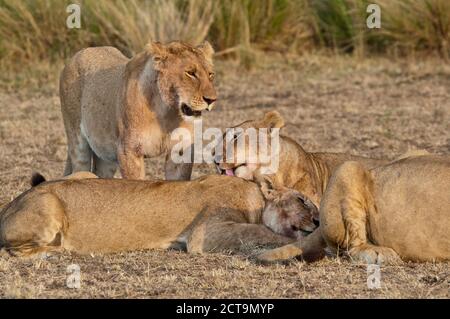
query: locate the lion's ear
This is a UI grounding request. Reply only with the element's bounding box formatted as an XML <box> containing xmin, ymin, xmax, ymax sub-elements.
<box><xmin>197</xmin><ymin>41</ymin><xmax>215</xmax><ymax>63</ymax></box>
<box><xmin>256</xmin><ymin>174</ymin><xmax>278</xmax><ymax>201</ymax></box>
<box><xmin>145</xmin><ymin>42</ymin><xmax>168</xmax><ymax>66</ymax></box>
<box><xmin>261</xmin><ymin>111</ymin><xmax>285</xmax><ymax>131</ymax></box>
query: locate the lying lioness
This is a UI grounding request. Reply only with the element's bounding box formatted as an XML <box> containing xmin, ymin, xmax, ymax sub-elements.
<box><xmin>0</xmin><ymin>174</ymin><xmax>318</xmax><ymax>257</ymax></box>
<box><xmin>215</xmin><ymin>111</ymin><xmax>387</xmax><ymax>207</ymax></box>
<box><xmin>258</xmin><ymin>155</ymin><xmax>450</xmax><ymax>264</ymax></box>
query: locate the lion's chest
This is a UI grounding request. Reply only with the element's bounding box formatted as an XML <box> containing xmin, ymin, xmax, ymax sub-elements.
<box><xmin>138</xmin><ymin>125</ymin><xmax>169</xmax><ymax>157</ymax></box>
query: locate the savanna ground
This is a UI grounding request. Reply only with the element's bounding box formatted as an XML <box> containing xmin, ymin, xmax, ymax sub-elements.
<box><xmin>0</xmin><ymin>55</ymin><xmax>449</xmax><ymax>298</ymax></box>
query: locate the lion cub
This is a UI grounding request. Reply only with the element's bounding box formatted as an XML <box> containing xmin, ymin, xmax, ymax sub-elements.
<box><xmin>0</xmin><ymin>175</ymin><xmax>318</xmax><ymax>257</ymax></box>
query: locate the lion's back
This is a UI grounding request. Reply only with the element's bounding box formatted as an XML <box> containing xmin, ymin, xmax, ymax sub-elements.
<box><xmin>60</xmin><ymin>47</ymin><xmax>128</xmax><ymax>113</ymax></box>
<box><xmin>64</xmin><ymin>46</ymin><xmax>128</xmax><ymax>76</ymax></box>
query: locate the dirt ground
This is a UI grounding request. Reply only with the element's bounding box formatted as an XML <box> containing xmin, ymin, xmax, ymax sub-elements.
<box><xmin>0</xmin><ymin>55</ymin><xmax>449</xmax><ymax>298</ymax></box>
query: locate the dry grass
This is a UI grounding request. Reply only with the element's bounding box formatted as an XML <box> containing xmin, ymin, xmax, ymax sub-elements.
<box><xmin>0</xmin><ymin>250</ymin><xmax>448</xmax><ymax>298</ymax></box>
<box><xmin>0</xmin><ymin>0</ymin><xmax>449</xmax><ymax>71</ymax></box>
<box><xmin>0</xmin><ymin>56</ymin><xmax>449</xmax><ymax>298</ymax></box>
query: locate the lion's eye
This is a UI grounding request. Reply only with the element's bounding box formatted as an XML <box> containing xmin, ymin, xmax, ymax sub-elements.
<box><xmin>209</xmin><ymin>73</ymin><xmax>215</xmax><ymax>80</ymax></box>
<box><xmin>185</xmin><ymin>70</ymin><xmax>196</xmax><ymax>78</ymax></box>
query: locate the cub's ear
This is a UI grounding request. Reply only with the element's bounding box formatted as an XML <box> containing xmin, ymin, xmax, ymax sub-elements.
<box><xmin>145</xmin><ymin>41</ymin><xmax>168</xmax><ymax>65</ymax></box>
<box><xmin>261</xmin><ymin>111</ymin><xmax>285</xmax><ymax>131</ymax></box>
<box><xmin>256</xmin><ymin>174</ymin><xmax>278</xmax><ymax>201</ymax></box>
<box><xmin>197</xmin><ymin>41</ymin><xmax>215</xmax><ymax>64</ymax></box>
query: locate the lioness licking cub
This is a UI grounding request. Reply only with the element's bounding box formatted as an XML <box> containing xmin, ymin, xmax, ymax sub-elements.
<box><xmin>215</xmin><ymin>111</ymin><xmax>450</xmax><ymax>264</ymax></box>
<box><xmin>215</xmin><ymin>111</ymin><xmax>387</xmax><ymax>207</ymax></box>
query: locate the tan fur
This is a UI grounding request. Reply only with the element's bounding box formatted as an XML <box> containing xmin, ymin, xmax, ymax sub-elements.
<box><xmin>0</xmin><ymin>175</ymin><xmax>319</xmax><ymax>257</ymax></box>
<box><xmin>60</xmin><ymin>41</ymin><xmax>217</xmax><ymax>180</ymax></box>
<box><xmin>258</xmin><ymin>155</ymin><xmax>450</xmax><ymax>264</ymax></box>
<box><xmin>216</xmin><ymin>111</ymin><xmax>387</xmax><ymax>207</ymax></box>
<box><xmin>63</xmin><ymin>171</ymin><xmax>98</xmax><ymax>180</ymax></box>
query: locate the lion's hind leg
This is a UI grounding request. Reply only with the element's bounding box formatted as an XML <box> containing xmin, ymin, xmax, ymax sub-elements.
<box><xmin>64</xmin><ymin>154</ymin><xmax>73</xmax><ymax>176</ymax></box>
<box><xmin>322</xmin><ymin>161</ymin><xmax>401</xmax><ymax>265</ymax></box>
<box><xmin>5</xmin><ymin>238</ymin><xmax>62</xmax><ymax>258</ymax></box>
<box><xmin>93</xmin><ymin>154</ymin><xmax>117</xmax><ymax>178</ymax></box>
<box><xmin>70</xmin><ymin>133</ymin><xmax>94</xmax><ymax>173</ymax></box>
<box><xmin>1</xmin><ymin>192</ymin><xmax>67</xmax><ymax>258</ymax></box>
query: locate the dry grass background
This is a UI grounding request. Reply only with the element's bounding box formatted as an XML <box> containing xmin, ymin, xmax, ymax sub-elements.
<box><xmin>0</xmin><ymin>55</ymin><xmax>449</xmax><ymax>298</ymax></box>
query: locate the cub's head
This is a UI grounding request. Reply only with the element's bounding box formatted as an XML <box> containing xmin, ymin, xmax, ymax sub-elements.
<box><xmin>262</xmin><ymin>185</ymin><xmax>319</xmax><ymax>239</ymax></box>
<box><xmin>214</xmin><ymin>111</ymin><xmax>285</xmax><ymax>179</ymax></box>
<box><xmin>146</xmin><ymin>41</ymin><xmax>217</xmax><ymax>120</ymax></box>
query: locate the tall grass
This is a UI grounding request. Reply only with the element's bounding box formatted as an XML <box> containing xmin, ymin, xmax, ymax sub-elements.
<box><xmin>379</xmin><ymin>0</ymin><xmax>450</xmax><ymax>60</ymax></box>
<box><xmin>311</xmin><ymin>0</ymin><xmax>450</xmax><ymax>59</ymax></box>
<box><xmin>0</xmin><ymin>0</ymin><xmax>216</xmax><ymax>67</ymax></box>
<box><xmin>211</xmin><ymin>0</ymin><xmax>315</xmax><ymax>52</ymax></box>
<box><xmin>208</xmin><ymin>0</ymin><xmax>316</xmax><ymax>67</ymax></box>
<box><xmin>84</xmin><ymin>0</ymin><xmax>216</xmax><ymax>56</ymax></box>
<box><xmin>0</xmin><ymin>0</ymin><xmax>448</xmax><ymax>71</ymax></box>
<box><xmin>312</xmin><ymin>0</ymin><xmax>369</xmax><ymax>56</ymax></box>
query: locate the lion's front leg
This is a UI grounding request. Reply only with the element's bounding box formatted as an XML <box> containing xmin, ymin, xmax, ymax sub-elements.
<box><xmin>164</xmin><ymin>144</ymin><xmax>194</xmax><ymax>181</ymax></box>
<box><xmin>321</xmin><ymin>161</ymin><xmax>402</xmax><ymax>265</ymax></box>
<box><xmin>341</xmin><ymin>195</ymin><xmax>401</xmax><ymax>265</ymax></box>
<box><xmin>117</xmin><ymin>143</ymin><xmax>145</xmax><ymax>180</ymax></box>
<box><xmin>257</xmin><ymin>228</ymin><xmax>326</xmax><ymax>264</ymax></box>
<box><xmin>187</xmin><ymin>219</ymin><xmax>293</xmax><ymax>254</ymax></box>
<box><xmin>349</xmin><ymin>244</ymin><xmax>401</xmax><ymax>265</ymax></box>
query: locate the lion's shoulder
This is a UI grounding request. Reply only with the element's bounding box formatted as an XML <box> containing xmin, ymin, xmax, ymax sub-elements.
<box><xmin>68</xmin><ymin>46</ymin><xmax>128</xmax><ymax>72</ymax></box>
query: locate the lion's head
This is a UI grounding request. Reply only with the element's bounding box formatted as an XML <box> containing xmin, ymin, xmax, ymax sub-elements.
<box><xmin>214</xmin><ymin>111</ymin><xmax>285</xmax><ymax>179</ymax></box>
<box><xmin>146</xmin><ymin>41</ymin><xmax>217</xmax><ymax>120</ymax></box>
<box><xmin>262</xmin><ymin>184</ymin><xmax>320</xmax><ymax>239</ymax></box>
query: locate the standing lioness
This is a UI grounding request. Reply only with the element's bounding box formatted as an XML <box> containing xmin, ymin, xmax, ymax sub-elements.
<box><xmin>258</xmin><ymin>155</ymin><xmax>450</xmax><ymax>264</ymax></box>
<box><xmin>0</xmin><ymin>175</ymin><xmax>319</xmax><ymax>257</ymax></box>
<box><xmin>60</xmin><ymin>41</ymin><xmax>217</xmax><ymax>180</ymax></box>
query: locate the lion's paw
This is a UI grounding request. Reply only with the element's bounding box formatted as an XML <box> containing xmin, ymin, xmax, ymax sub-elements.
<box><xmin>256</xmin><ymin>244</ymin><xmax>301</xmax><ymax>265</ymax></box>
<box><xmin>350</xmin><ymin>245</ymin><xmax>402</xmax><ymax>265</ymax></box>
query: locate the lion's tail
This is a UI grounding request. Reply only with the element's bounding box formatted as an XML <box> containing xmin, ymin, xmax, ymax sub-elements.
<box><xmin>31</xmin><ymin>172</ymin><xmax>47</xmax><ymax>187</ymax></box>
<box><xmin>0</xmin><ymin>173</ymin><xmax>44</xmax><ymax>216</ymax></box>
<box><xmin>394</xmin><ymin>149</ymin><xmax>430</xmax><ymax>161</ymax></box>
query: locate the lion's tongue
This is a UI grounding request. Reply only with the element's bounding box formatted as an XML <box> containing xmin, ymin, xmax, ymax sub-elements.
<box><xmin>225</xmin><ymin>169</ymin><xmax>234</xmax><ymax>176</ymax></box>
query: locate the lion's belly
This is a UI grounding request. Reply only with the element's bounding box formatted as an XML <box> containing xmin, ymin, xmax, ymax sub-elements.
<box><xmin>368</xmin><ymin>163</ymin><xmax>450</xmax><ymax>261</ymax></box>
<box><xmin>79</xmin><ymin>68</ymin><xmax>123</xmax><ymax>162</ymax></box>
<box><xmin>81</xmin><ymin>114</ymin><xmax>118</xmax><ymax>162</ymax></box>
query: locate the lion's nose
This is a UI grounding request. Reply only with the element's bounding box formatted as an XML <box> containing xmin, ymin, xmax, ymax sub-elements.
<box><xmin>313</xmin><ymin>217</ymin><xmax>320</xmax><ymax>227</ymax></box>
<box><xmin>203</xmin><ymin>96</ymin><xmax>216</xmax><ymax>105</ymax></box>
